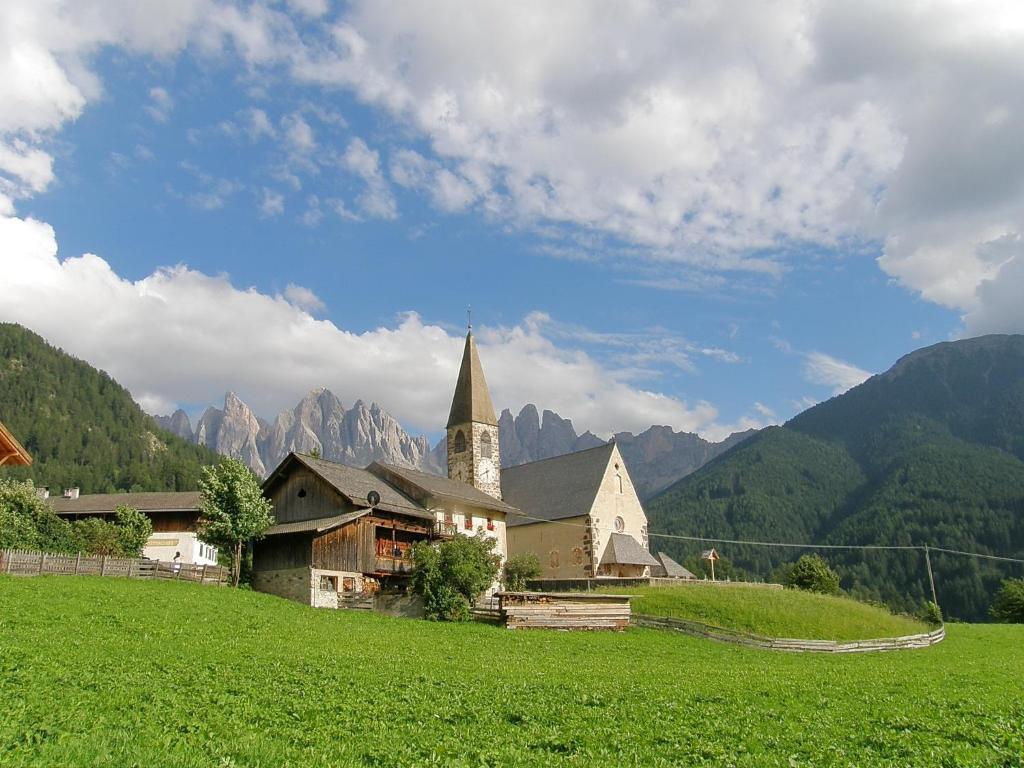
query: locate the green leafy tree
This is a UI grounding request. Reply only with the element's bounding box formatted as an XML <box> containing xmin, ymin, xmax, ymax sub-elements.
<box><xmin>198</xmin><ymin>458</ymin><xmax>274</xmax><ymax>586</ymax></box>
<box><xmin>0</xmin><ymin>478</ymin><xmax>75</xmax><ymax>551</ymax></box>
<box><xmin>114</xmin><ymin>505</ymin><xmax>152</xmax><ymax>557</ymax></box>
<box><xmin>990</xmin><ymin>579</ymin><xmax>1024</xmax><ymax>623</ymax></box>
<box><xmin>411</xmin><ymin>533</ymin><xmax>500</xmax><ymax>621</ymax></box>
<box><xmin>786</xmin><ymin>554</ymin><xmax>841</xmax><ymax>595</ymax></box>
<box><xmin>72</xmin><ymin>518</ymin><xmax>122</xmax><ymax>556</ymax></box>
<box><xmin>503</xmin><ymin>553</ymin><xmax>541</xmax><ymax>591</ymax></box>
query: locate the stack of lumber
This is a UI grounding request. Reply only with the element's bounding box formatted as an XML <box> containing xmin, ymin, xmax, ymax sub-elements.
<box><xmin>498</xmin><ymin>591</ymin><xmax>632</xmax><ymax>631</ymax></box>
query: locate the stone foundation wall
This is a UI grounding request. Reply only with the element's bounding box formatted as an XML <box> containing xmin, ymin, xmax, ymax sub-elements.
<box><xmin>252</xmin><ymin>567</ymin><xmax>313</xmax><ymax>604</ymax></box>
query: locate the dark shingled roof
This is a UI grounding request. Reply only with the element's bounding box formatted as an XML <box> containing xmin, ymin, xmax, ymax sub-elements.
<box><xmin>501</xmin><ymin>443</ymin><xmax>615</xmax><ymax>527</ymax></box>
<box><xmin>51</xmin><ymin>491</ymin><xmax>201</xmax><ymax>515</ymax></box>
<box><xmin>264</xmin><ymin>453</ymin><xmax>434</xmax><ymax>521</ymax></box>
<box><xmin>600</xmin><ymin>533</ymin><xmax>660</xmax><ymax>567</ymax></box>
<box><xmin>367</xmin><ymin>462</ymin><xmax>516</xmax><ymax>515</ymax></box>
<box><xmin>446</xmin><ymin>331</ymin><xmax>498</xmax><ymax>427</ymax></box>
<box><xmin>652</xmin><ymin>551</ymin><xmax>697</xmax><ymax>579</ymax></box>
<box><xmin>0</xmin><ymin>421</ymin><xmax>33</xmax><ymax>467</ymax></box>
<box><xmin>264</xmin><ymin>510</ymin><xmax>369</xmax><ymax>536</ymax></box>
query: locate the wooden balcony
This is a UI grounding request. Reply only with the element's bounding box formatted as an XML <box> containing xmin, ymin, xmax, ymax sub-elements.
<box><xmin>433</xmin><ymin>521</ymin><xmax>457</xmax><ymax>539</ymax></box>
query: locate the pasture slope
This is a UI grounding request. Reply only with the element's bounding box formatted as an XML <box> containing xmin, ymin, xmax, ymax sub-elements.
<box><xmin>610</xmin><ymin>584</ymin><xmax>929</xmax><ymax>640</ymax></box>
<box><xmin>1</xmin><ymin>576</ymin><xmax>1022</xmax><ymax>767</ymax></box>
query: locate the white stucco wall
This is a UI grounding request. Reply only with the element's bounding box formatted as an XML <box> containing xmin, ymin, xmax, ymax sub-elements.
<box><xmin>143</xmin><ymin>531</ymin><xmax>219</xmax><ymax>565</ymax></box>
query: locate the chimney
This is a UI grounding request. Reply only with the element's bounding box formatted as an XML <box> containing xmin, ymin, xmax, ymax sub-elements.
<box><xmin>36</xmin><ymin>487</ymin><xmax>50</xmax><ymax>500</ymax></box>
<box><xmin>63</xmin><ymin>487</ymin><xmax>80</xmax><ymax>499</ymax></box>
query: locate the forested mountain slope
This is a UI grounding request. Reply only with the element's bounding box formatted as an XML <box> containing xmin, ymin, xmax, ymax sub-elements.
<box><xmin>0</xmin><ymin>324</ymin><xmax>218</xmax><ymax>493</ymax></box>
<box><xmin>646</xmin><ymin>335</ymin><xmax>1024</xmax><ymax>620</ymax></box>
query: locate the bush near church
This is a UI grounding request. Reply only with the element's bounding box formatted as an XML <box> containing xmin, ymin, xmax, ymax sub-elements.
<box><xmin>503</xmin><ymin>553</ymin><xmax>541</xmax><ymax>591</ymax></box>
<box><xmin>411</xmin><ymin>533</ymin><xmax>500</xmax><ymax>621</ymax></box>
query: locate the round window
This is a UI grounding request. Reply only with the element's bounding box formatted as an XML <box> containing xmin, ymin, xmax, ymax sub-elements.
<box><xmin>614</xmin><ymin>516</ymin><xmax>625</xmax><ymax>532</ymax></box>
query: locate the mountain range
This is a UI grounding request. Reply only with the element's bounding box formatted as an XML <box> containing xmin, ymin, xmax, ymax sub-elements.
<box><xmin>158</xmin><ymin>392</ymin><xmax>754</xmax><ymax>499</ymax></box>
<box><xmin>646</xmin><ymin>334</ymin><xmax>1024</xmax><ymax>620</ymax></box>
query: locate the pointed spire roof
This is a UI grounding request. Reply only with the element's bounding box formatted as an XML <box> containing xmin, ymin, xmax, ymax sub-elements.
<box><xmin>447</xmin><ymin>331</ymin><xmax>498</xmax><ymax>428</ymax></box>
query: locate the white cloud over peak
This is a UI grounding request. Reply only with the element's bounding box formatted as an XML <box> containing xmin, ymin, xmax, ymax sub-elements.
<box><xmin>0</xmin><ymin>211</ymin><xmax>725</xmax><ymax>438</ymax></box>
<box><xmin>801</xmin><ymin>352</ymin><xmax>872</xmax><ymax>396</ymax></box>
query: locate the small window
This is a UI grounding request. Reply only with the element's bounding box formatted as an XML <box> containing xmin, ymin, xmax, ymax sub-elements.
<box><xmin>319</xmin><ymin>575</ymin><xmax>337</xmax><ymax>592</ymax></box>
<box><xmin>614</xmin><ymin>516</ymin><xmax>625</xmax><ymax>532</ymax></box>
<box><xmin>486</xmin><ymin>518</ymin><xmax>495</xmax><ymax>531</ymax></box>
<box><xmin>464</xmin><ymin>514</ymin><xmax>474</xmax><ymax>530</ymax></box>
<box><xmin>453</xmin><ymin>429</ymin><xmax>467</xmax><ymax>454</ymax></box>
<box><xmin>480</xmin><ymin>431</ymin><xmax>492</xmax><ymax>459</ymax></box>
<box><xmin>615</xmin><ymin>475</ymin><xmax>623</xmax><ymax>494</ymax></box>
<box><xmin>298</xmin><ymin>488</ymin><xmax>307</xmax><ymax>498</ymax></box>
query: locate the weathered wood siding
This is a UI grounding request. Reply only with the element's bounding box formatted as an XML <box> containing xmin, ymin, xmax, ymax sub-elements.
<box><xmin>268</xmin><ymin>467</ymin><xmax>351</xmax><ymax>524</ymax></box>
<box><xmin>253</xmin><ymin>532</ymin><xmax>313</xmax><ymax>571</ymax></box>
<box><xmin>312</xmin><ymin>519</ymin><xmax>373</xmax><ymax>572</ymax></box>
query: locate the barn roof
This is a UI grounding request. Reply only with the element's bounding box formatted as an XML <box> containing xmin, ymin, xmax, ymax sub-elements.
<box><xmin>52</xmin><ymin>491</ymin><xmax>201</xmax><ymax>515</ymax></box>
<box><xmin>600</xmin><ymin>533</ymin><xmax>660</xmax><ymax>567</ymax></box>
<box><xmin>0</xmin><ymin>421</ymin><xmax>32</xmax><ymax>467</ymax></box>
<box><xmin>367</xmin><ymin>462</ymin><xmax>516</xmax><ymax>515</ymax></box>
<box><xmin>501</xmin><ymin>443</ymin><xmax>615</xmax><ymax>527</ymax></box>
<box><xmin>264</xmin><ymin>453</ymin><xmax>433</xmax><ymax>521</ymax></box>
<box><xmin>263</xmin><ymin>509</ymin><xmax>370</xmax><ymax>536</ymax></box>
<box><xmin>652</xmin><ymin>552</ymin><xmax>697</xmax><ymax>579</ymax></box>
<box><xmin>446</xmin><ymin>331</ymin><xmax>498</xmax><ymax>427</ymax></box>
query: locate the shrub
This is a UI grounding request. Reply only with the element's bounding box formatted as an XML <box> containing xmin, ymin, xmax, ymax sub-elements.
<box><xmin>785</xmin><ymin>554</ymin><xmax>841</xmax><ymax>595</ymax></box>
<box><xmin>72</xmin><ymin>518</ymin><xmax>122</xmax><ymax>556</ymax></box>
<box><xmin>114</xmin><ymin>505</ymin><xmax>152</xmax><ymax>557</ymax></box>
<box><xmin>916</xmin><ymin>601</ymin><xmax>943</xmax><ymax>626</ymax></box>
<box><xmin>411</xmin><ymin>533</ymin><xmax>500</xmax><ymax>621</ymax></box>
<box><xmin>0</xmin><ymin>479</ymin><xmax>74</xmax><ymax>551</ymax></box>
<box><xmin>503</xmin><ymin>553</ymin><xmax>541</xmax><ymax>591</ymax></box>
<box><xmin>990</xmin><ymin>579</ymin><xmax>1024</xmax><ymax>623</ymax></box>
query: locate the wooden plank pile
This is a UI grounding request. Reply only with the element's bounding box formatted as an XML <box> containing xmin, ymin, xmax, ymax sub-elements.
<box><xmin>497</xmin><ymin>591</ymin><xmax>632</xmax><ymax>631</ymax></box>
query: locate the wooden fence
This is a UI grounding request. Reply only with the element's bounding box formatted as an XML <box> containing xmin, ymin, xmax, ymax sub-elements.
<box><xmin>632</xmin><ymin>614</ymin><xmax>945</xmax><ymax>653</ymax></box>
<box><xmin>0</xmin><ymin>549</ymin><xmax>229</xmax><ymax>586</ymax></box>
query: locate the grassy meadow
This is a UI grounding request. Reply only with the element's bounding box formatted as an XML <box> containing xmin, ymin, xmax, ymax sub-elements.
<box><xmin>612</xmin><ymin>583</ymin><xmax>929</xmax><ymax>640</ymax></box>
<box><xmin>1</xmin><ymin>576</ymin><xmax>1022</xmax><ymax>767</ymax></box>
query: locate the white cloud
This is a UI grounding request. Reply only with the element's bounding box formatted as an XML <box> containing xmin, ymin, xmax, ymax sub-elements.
<box><xmin>258</xmin><ymin>187</ymin><xmax>284</xmax><ymax>217</ymax></box>
<box><xmin>283</xmin><ymin>283</ymin><xmax>326</xmax><ymax>313</ymax></box>
<box><xmin>144</xmin><ymin>86</ymin><xmax>174</xmax><ymax>122</ymax></box>
<box><xmin>0</xmin><ymin>212</ymin><xmax>731</xmax><ymax>438</ymax></box>
<box><xmin>342</xmin><ymin>138</ymin><xmax>397</xmax><ymax>219</ymax></box>
<box><xmin>801</xmin><ymin>352</ymin><xmax>872</xmax><ymax>395</ymax></box>
<box><xmin>281</xmin><ymin>112</ymin><xmax>315</xmax><ymax>154</ymax></box>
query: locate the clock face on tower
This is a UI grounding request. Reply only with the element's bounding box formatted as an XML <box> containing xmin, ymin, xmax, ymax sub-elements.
<box><xmin>476</xmin><ymin>457</ymin><xmax>496</xmax><ymax>484</ymax></box>
<box><xmin>451</xmin><ymin>460</ymin><xmax>469</xmax><ymax>483</ymax></box>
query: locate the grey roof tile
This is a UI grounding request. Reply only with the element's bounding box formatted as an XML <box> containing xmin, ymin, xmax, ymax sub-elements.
<box><xmin>600</xmin><ymin>533</ymin><xmax>660</xmax><ymax>566</ymax></box>
<box><xmin>652</xmin><ymin>551</ymin><xmax>697</xmax><ymax>579</ymax></box>
<box><xmin>501</xmin><ymin>443</ymin><xmax>615</xmax><ymax>527</ymax></box>
<box><xmin>264</xmin><ymin>510</ymin><xmax>370</xmax><ymax>536</ymax></box>
<box><xmin>51</xmin><ymin>491</ymin><xmax>201</xmax><ymax>515</ymax></box>
<box><xmin>446</xmin><ymin>331</ymin><xmax>498</xmax><ymax>427</ymax></box>
<box><xmin>367</xmin><ymin>462</ymin><xmax>516</xmax><ymax>515</ymax></box>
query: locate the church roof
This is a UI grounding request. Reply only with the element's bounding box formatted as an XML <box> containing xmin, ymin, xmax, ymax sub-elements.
<box><xmin>263</xmin><ymin>453</ymin><xmax>434</xmax><ymax>521</ymax></box>
<box><xmin>501</xmin><ymin>442</ymin><xmax>616</xmax><ymax>527</ymax></box>
<box><xmin>446</xmin><ymin>331</ymin><xmax>498</xmax><ymax>428</ymax></box>
<box><xmin>600</xmin><ymin>533</ymin><xmax>660</xmax><ymax>567</ymax></box>
<box><xmin>367</xmin><ymin>462</ymin><xmax>516</xmax><ymax>515</ymax></box>
<box><xmin>652</xmin><ymin>551</ymin><xmax>697</xmax><ymax>579</ymax></box>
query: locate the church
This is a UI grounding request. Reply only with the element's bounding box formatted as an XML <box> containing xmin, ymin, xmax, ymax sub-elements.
<box><xmin>251</xmin><ymin>326</ymin><xmax>656</xmax><ymax>608</ymax></box>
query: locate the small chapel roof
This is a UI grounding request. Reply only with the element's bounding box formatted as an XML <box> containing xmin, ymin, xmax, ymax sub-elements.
<box><xmin>600</xmin><ymin>533</ymin><xmax>660</xmax><ymax>567</ymax></box>
<box><xmin>501</xmin><ymin>442</ymin><xmax>616</xmax><ymax>527</ymax></box>
<box><xmin>367</xmin><ymin>462</ymin><xmax>516</xmax><ymax>516</ymax></box>
<box><xmin>446</xmin><ymin>331</ymin><xmax>498</xmax><ymax>428</ymax></box>
<box><xmin>651</xmin><ymin>551</ymin><xmax>697</xmax><ymax>579</ymax></box>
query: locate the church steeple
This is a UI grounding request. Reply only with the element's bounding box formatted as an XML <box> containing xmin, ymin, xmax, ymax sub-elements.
<box><xmin>447</xmin><ymin>329</ymin><xmax>502</xmax><ymax>498</ymax></box>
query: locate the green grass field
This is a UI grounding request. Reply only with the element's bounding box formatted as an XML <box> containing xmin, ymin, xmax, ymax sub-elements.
<box><xmin>2</xmin><ymin>577</ymin><xmax>1022</xmax><ymax>767</ymax></box>
<box><xmin>611</xmin><ymin>584</ymin><xmax>929</xmax><ymax>640</ymax></box>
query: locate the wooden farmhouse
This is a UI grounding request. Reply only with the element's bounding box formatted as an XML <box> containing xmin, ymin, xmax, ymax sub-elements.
<box><xmin>502</xmin><ymin>442</ymin><xmax>659</xmax><ymax>579</ymax></box>
<box><xmin>49</xmin><ymin>490</ymin><xmax>220</xmax><ymax>565</ymax></box>
<box><xmin>252</xmin><ymin>452</ymin><xmax>513</xmax><ymax>608</ymax></box>
<box><xmin>0</xmin><ymin>421</ymin><xmax>32</xmax><ymax>467</ymax></box>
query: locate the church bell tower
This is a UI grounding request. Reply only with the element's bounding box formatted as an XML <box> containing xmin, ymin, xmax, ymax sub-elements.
<box><xmin>446</xmin><ymin>327</ymin><xmax>502</xmax><ymax>499</ymax></box>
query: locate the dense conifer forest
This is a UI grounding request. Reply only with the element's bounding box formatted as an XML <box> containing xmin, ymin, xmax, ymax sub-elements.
<box><xmin>0</xmin><ymin>324</ymin><xmax>218</xmax><ymax>493</ymax></box>
<box><xmin>647</xmin><ymin>335</ymin><xmax>1024</xmax><ymax>620</ymax></box>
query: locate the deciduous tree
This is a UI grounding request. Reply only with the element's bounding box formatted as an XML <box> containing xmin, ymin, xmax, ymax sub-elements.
<box><xmin>198</xmin><ymin>458</ymin><xmax>273</xmax><ymax>586</ymax></box>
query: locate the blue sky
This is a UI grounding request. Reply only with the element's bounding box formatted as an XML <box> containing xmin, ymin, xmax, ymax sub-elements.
<box><xmin>2</xmin><ymin>1</ymin><xmax>1021</xmax><ymax>442</ymax></box>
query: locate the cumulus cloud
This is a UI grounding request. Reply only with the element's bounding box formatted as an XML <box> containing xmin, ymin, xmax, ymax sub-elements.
<box><xmin>0</xmin><ymin>212</ymin><xmax>728</xmax><ymax>437</ymax></box>
<box><xmin>144</xmin><ymin>86</ymin><xmax>174</xmax><ymax>122</ymax></box>
<box><xmin>801</xmin><ymin>352</ymin><xmax>872</xmax><ymax>395</ymax></box>
<box><xmin>341</xmin><ymin>138</ymin><xmax>397</xmax><ymax>219</ymax></box>
<box><xmin>258</xmin><ymin>187</ymin><xmax>284</xmax><ymax>217</ymax></box>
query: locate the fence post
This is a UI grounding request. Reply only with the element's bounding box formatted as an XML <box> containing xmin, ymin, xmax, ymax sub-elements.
<box><xmin>201</xmin><ymin>564</ymin><xmax>208</xmax><ymax>583</ymax></box>
<box><xmin>75</xmin><ymin>552</ymin><xmax>81</xmax><ymax>575</ymax></box>
<box><xmin>39</xmin><ymin>552</ymin><xmax>46</xmax><ymax>575</ymax></box>
<box><xmin>100</xmin><ymin>555</ymin><xmax>107</xmax><ymax>577</ymax></box>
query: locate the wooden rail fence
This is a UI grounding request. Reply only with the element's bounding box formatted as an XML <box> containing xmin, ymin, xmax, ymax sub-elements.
<box><xmin>632</xmin><ymin>614</ymin><xmax>945</xmax><ymax>653</ymax></box>
<box><xmin>0</xmin><ymin>549</ymin><xmax>229</xmax><ymax>586</ymax></box>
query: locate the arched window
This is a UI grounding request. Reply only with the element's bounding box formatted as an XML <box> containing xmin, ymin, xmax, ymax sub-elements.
<box><xmin>480</xmin><ymin>431</ymin><xmax>492</xmax><ymax>459</ymax></box>
<box><xmin>453</xmin><ymin>429</ymin><xmax>466</xmax><ymax>454</ymax></box>
<box><xmin>615</xmin><ymin>474</ymin><xmax>623</xmax><ymax>493</ymax></box>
